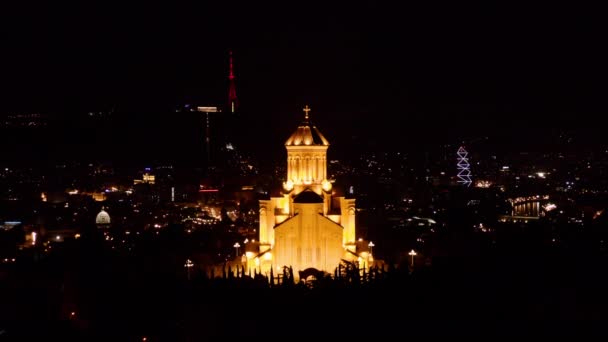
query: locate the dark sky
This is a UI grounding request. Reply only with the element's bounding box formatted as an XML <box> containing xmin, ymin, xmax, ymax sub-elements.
<box><xmin>3</xmin><ymin>1</ymin><xmax>607</xmax><ymax>164</ymax></box>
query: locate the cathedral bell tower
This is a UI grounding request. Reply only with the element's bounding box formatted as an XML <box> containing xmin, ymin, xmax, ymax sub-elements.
<box><xmin>283</xmin><ymin>105</ymin><xmax>332</xmax><ymax>196</ymax></box>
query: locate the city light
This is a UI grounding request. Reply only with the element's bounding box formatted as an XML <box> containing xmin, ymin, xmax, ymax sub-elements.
<box><xmin>543</xmin><ymin>203</ymin><xmax>557</xmax><ymax>212</ymax></box>
<box><xmin>196</xmin><ymin>106</ymin><xmax>218</xmax><ymax>113</ymax></box>
<box><xmin>475</xmin><ymin>180</ymin><xmax>492</xmax><ymax>188</ymax></box>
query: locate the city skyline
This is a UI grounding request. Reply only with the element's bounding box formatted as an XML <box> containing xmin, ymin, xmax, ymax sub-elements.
<box><xmin>2</xmin><ymin>4</ymin><xmax>608</xmax><ymax>337</ymax></box>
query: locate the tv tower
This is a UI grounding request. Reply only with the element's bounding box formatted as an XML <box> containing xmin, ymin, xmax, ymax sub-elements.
<box><xmin>456</xmin><ymin>146</ymin><xmax>473</xmax><ymax>187</ymax></box>
<box><xmin>228</xmin><ymin>51</ymin><xmax>238</xmax><ymax>113</ymax></box>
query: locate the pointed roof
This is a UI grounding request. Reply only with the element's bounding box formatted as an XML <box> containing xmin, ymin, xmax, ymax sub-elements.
<box><xmin>293</xmin><ymin>189</ymin><xmax>324</xmax><ymax>203</ymax></box>
<box><xmin>285</xmin><ymin>105</ymin><xmax>329</xmax><ymax>146</ymax></box>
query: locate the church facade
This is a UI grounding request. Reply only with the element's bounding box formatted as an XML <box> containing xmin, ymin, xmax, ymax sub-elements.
<box><xmin>247</xmin><ymin>106</ymin><xmax>361</xmax><ymax>275</ymax></box>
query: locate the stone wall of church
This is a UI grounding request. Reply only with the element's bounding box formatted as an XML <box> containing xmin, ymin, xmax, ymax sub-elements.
<box><xmin>273</xmin><ymin>203</ymin><xmax>343</xmax><ymax>273</ymax></box>
<box><xmin>339</xmin><ymin>197</ymin><xmax>357</xmax><ymax>247</ymax></box>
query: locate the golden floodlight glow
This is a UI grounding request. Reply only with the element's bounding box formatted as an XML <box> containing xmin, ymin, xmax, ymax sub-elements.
<box><xmin>246</xmin><ymin>251</ymin><xmax>254</xmax><ymax>259</ymax></box>
<box><xmin>264</xmin><ymin>252</ymin><xmax>272</xmax><ymax>260</ymax></box>
<box><xmin>322</xmin><ymin>179</ymin><xmax>332</xmax><ymax>192</ymax></box>
<box><xmin>282</xmin><ymin>199</ymin><xmax>289</xmax><ymax>214</ymax></box>
<box><xmin>283</xmin><ymin>179</ymin><xmax>294</xmax><ymax>191</ymax></box>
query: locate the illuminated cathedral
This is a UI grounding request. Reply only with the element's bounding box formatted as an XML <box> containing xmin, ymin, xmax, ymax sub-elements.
<box><xmin>245</xmin><ymin>106</ymin><xmax>364</xmax><ymax>276</ymax></box>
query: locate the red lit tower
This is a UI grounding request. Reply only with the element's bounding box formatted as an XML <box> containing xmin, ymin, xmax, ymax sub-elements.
<box><xmin>228</xmin><ymin>51</ymin><xmax>238</xmax><ymax>113</ymax></box>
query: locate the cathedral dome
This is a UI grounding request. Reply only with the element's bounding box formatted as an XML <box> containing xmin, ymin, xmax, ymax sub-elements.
<box><xmin>96</xmin><ymin>209</ymin><xmax>111</xmax><ymax>225</ymax></box>
<box><xmin>285</xmin><ymin>106</ymin><xmax>329</xmax><ymax>146</ymax></box>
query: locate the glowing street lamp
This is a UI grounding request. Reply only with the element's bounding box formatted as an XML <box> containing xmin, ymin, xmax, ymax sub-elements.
<box><xmin>408</xmin><ymin>249</ymin><xmax>417</xmax><ymax>267</ymax></box>
<box><xmin>368</xmin><ymin>241</ymin><xmax>375</xmax><ymax>255</ymax></box>
<box><xmin>233</xmin><ymin>242</ymin><xmax>241</xmax><ymax>256</ymax></box>
<box><xmin>184</xmin><ymin>259</ymin><xmax>194</xmax><ymax>280</ymax></box>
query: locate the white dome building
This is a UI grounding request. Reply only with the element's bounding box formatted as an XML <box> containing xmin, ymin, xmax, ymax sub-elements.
<box><xmin>96</xmin><ymin>209</ymin><xmax>111</xmax><ymax>227</ymax></box>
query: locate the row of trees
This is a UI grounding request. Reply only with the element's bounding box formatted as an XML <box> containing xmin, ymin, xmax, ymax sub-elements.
<box><xmin>196</xmin><ymin>259</ymin><xmax>400</xmax><ymax>289</ymax></box>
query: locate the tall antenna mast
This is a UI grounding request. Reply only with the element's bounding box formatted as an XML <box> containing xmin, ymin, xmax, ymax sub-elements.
<box><xmin>228</xmin><ymin>51</ymin><xmax>238</xmax><ymax>113</ymax></box>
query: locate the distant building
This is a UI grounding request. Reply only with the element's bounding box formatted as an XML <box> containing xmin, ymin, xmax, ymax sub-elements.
<box><xmin>134</xmin><ymin>169</ymin><xmax>155</xmax><ymax>185</ymax></box>
<box><xmin>248</xmin><ymin>106</ymin><xmax>362</xmax><ymax>276</ymax></box>
<box><xmin>1</xmin><ymin>113</ymin><xmax>47</xmax><ymax>128</ymax></box>
<box><xmin>1</xmin><ymin>221</ymin><xmax>21</xmax><ymax>231</ymax></box>
<box><xmin>96</xmin><ymin>208</ymin><xmax>111</xmax><ymax>228</ymax></box>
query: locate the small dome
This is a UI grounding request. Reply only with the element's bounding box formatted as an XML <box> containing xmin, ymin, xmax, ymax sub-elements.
<box><xmin>96</xmin><ymin>209</ymin><xmax>111</xmax><ymax>225</ymax></box>
<box><xmin>285</xmin><ymin>106</ymin><xmax>329</xmax><ymax>146</ymax></box>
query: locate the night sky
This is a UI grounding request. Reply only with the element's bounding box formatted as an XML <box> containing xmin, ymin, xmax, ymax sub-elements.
<box><xmin>3</xmin><ymin>1</ymin><xmax>606</xmax><ymax>164</ymax></box>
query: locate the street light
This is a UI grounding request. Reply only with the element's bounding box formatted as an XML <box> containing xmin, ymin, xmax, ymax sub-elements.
<box><xmin>368</xmin><ymin>241</ymin><xmax>375</xmax><ymax>255</ymax></box>
<box><xmin>233</xmin><ymin>242</ymin><xmax>241</xmax><ymax>256</ymax></box>
<box><xmin>408</xmin><ymin>249</ymin><xmax>417</xmax><ymax>267</ymax></box>
<box><xmin>184</xmin><ymin>259</ymin><xmax>194</xmax><ymax>280</ymax></box>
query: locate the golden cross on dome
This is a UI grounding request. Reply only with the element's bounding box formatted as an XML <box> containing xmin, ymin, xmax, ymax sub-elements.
<box><xmin>303</xmin><ymin>105</ymin><xmax>311</xmax><ymax>120</ymax></box>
